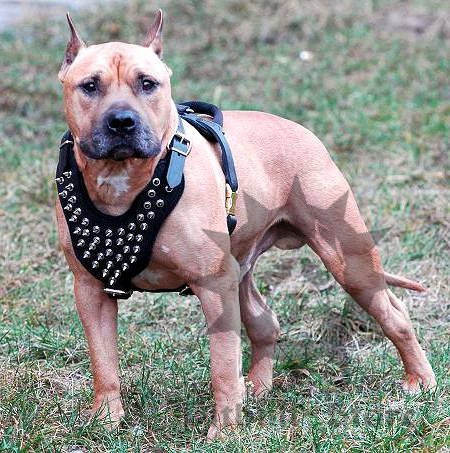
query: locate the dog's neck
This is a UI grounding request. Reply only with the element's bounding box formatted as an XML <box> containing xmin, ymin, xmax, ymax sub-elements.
<box><xmin>74</xmin><ymin>103</ymin><xmax>179</xmax><ymax>216</ymax></box>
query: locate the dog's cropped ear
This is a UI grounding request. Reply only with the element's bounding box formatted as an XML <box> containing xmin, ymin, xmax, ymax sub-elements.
<box><xmin>144</xmin><ymin>9</ymin><xmax>163</xmax><ymax>58</ymax></box>
<box><xmin>58</xmin><ymin>13</ymin><xmax>86</xmax><ymax>82</ymax></box>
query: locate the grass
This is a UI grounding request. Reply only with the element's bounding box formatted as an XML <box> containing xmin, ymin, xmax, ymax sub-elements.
<box><xmin>0</xmin><ymin>0</ymin><xmax>449</xmax><ymax>450</ymax></box>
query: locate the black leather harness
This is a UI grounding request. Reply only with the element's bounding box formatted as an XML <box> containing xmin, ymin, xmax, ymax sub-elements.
<box><xmin>56</xmin><ymin>102</ymin><xmax>238</xmax><ymax>299</ymax></box>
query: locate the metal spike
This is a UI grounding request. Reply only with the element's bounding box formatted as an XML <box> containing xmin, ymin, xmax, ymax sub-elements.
<box><xmin>92</xmin><ymin>261</ymin><xmax>99</xmax><ymax>269</ymax></box>
<box><xmin>69</xmin><ymin>215</ymin><xmax>77</xmax><ymax>222</ymax></box>
<box><xmin>106</xmin><ymin>261</ymin><xmax>113</xmax><ymax>269</ymax></box>
<box><xmin>73</xmin><ymin>227</ymin><xmax>82</xmax><ymax>235</ymax></box>
<box><xmin>126</xmin><ymin>233</ymin><xmax>134</xmax><ymax>242</ymax></box>
<box><xmin>109</xmin><ymin>277</ymin><xmax>116</xmax><ymax>286</ymax></box>
<box><xmin>147</xmin><ymin>211</ymin><xmax>155</xmax><ymax>220</ymax></box>
<box><xmin>128</xmin><ymin>223</ymin><xmax>136</xmax><ymax>231</ymax></box>
<box><xmin>68</xmin><ymin>196</ymin><xmax>76</xmax><ymax>203</ymax></box>
<box><xmin>144</xmin><ymin>201</ymin><xmax>152</xmax><ymax>209</ymax></box>
<box><xmin>59</xmin><ymin>191</ymin><xmax>68</xmax><ymax>198</ymax></box>
<box><xmin>133</xmin><ymin>245</ymin><xmax>140</xmax><ymax>253</ymax></box>
<box><xmin>153</xmin><ymin>178</ymin><xmax>160</xmax><ymax>186</ymax></box>
<box><xmin>93</xmin><ymin>236</ymin><xmax>100</xmax><ymax>244</ymax></box>
<box><xmin>148</xmin><ymin>189</ymin><xmax>156</xmax><ymax>198</ymax></box>
<box><xmin>64</xmin><ymin>204</ymin><xmax>73</xmax><ymax>211</ymax></box>
<box><xmin>82</xmin><ymin>229</ymin><xmax>90</xmax><ymax>236</ymax></box>
<box><xmin>140</xmin><ymin>223</ymin><xmax>148</xmax><ymax>231</ymax></box>
<box><xmin>102</xmin><ymin>269</ymin><xmax>109</xmax><ymax>278</ymax></box>
<box><xmin>122</xmin><ymin>263</ymin><xmax>129</xmax><ymax>271</ymax></box>
<box><xmin>137</xmin><ymin>214</ymin><xmax>145</xmax><ymax>222</ymax></box>
<box><xmin>116</xmin><ymin>238</ymin><xmax>124</xmax><ymax>246</ymax></box>
<box><xmin>130</xmin><ymin>255</ymin><xmax>137</xmax><ymax>263</ymax></box>
<box><xmin>117</xmin><ymin>228</ymin><xmax>125</xmax><ymax>236</ymax></box>
<box><xmin>105</xmin><ymin>249</ymin><xmax>113</xmax><ymax>257</ymax></box>
<box><xmin>83</xmin><ymin>251</ymin><xmax>91</xmax><ymax>259</ymax></box>
<box><xmin>114</xmin><ymin>270</ymin><xmax>121</xmax><ymax>278</ymax></box>
<box><xmin>156</xmin><ymin>199</ymin><xmax>164</xmax><ymax>208</ymax></box>
<box><xmin>97</xmin><ymin>252</ymin><xmax>104</xmax><ymax>261</ymax></box>
<box><xmin>81</xmin><ymin>218</ymin><xmax>89</xmax><ymax>226</ymax></box>
<box><xmin>73</xmin><ymin>208</ymin><xmax>81</xmax><ymax>215</ymax></box>
<box><xmin>115</xmin><ymin>254</ymin><xmax>123</xmax><ymax>262</ymax></box>
<box><xmin>88</xmin><ymin>243</ymin><xmax>96</xmax><ymax>251</ymax></box>
<box><xmin>76</xmin><ymin>239</ymin><xmax>85</xmax><ymax>247</ymax></box>
<box><xmin>165</xmin><ymin>185</ymin><xmax>173</xmax><ymax>193</ymax></box>
<box><xmin>135</xmin><ymin>234</ymin><xmax>143</xmax><ymax>242</ymax></box>
<box><xmin>123</xmin><ymin>245</ymin><xmax>130</xmax><ymax>253</ymax></box>
<box><xmin>65</xmin><ymin>183</ymin><xmax>74</xmax><ymax>191</ymax></box>
<box><xmin>63</xmin><ymin>171</ymin><xmax>72</xmax><ymax>178</ymax></box>
<box><xmin>105</xmin><ymin>239</ymin><xmax>113</xmax><ymax>247</ymax></box>
<box><xmin>105</xmin><ymin>229</ymin><xmax>113</xmax><ymax>237</ymax></box>
<box><xmin>93</xmin><ymin>225</ymin><xmax>100</xmax><ymax>233</ymax></box>
<box><xmin>55</xmin><ymin>177</ymin><xmax>64</xmax><ymax>184</ymax></box>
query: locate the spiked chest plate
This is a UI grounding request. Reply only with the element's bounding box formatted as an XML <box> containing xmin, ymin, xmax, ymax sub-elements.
<box><xmin>56</xmin><ymin>131</ymin><xmax>185</xmax><ymax>298</ymax></box>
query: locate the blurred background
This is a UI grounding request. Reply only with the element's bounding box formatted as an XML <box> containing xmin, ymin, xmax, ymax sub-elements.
<box><xmin>0</xmin><ymin>0</ymin><xmax>449</xmax><ymax>450</ymax></box>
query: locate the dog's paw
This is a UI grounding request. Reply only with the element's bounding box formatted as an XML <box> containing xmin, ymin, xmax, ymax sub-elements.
<box><xmin>402</xmin><ymin>370</ymin><xmax>437</xmax><ymax>394</ymax></box>
<box><xmin>90</xmin><ymin>394</ymin><xmax>124</xmax><ymax>430</ymax></box>
<box><xmin>206</xmin><ymin>404</ymin><xmax>243</xmax><ymax>442</ymax></box>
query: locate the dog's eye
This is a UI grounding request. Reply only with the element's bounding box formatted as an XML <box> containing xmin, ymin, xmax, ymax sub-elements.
<box><xmin>81</xmin><ymin>81</ymin><xmax>97</xmax><ymax>94</ymax></box>
<box><xmin>141</xmin><ymin>78</ymin><xmax>158</xmax><ymax>92</ymax></box>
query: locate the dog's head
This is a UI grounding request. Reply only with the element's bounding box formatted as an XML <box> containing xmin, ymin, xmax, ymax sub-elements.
<box><xmin>58</xmin><ymin>10</ymin><xmax>173</xmax><ymax>161</ymax></box>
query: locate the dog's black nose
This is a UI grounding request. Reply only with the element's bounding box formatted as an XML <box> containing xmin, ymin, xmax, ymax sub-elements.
<box><xmin>106</xmin><ymin>110</ymin><xmax>137</xmax><ymax>135</ymax></box>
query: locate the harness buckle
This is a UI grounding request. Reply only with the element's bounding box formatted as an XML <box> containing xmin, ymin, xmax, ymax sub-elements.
<box><xmin>225</xmin><ymin>183</ymin><xmax>237</xmax><ymax>216</ymax></box>
<box><xmin>170</xmin><ymin>131</ymin><xmax>192</xmax><ymax>157</ymax></box>
<box><xmin>104</xmin><ymin>287</ymin><xmax>133</xmax><ymax>299</ymax></box>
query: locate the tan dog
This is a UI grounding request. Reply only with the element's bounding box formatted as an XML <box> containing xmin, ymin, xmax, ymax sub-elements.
<box><xmin>56</xmin><ymin>10</ymin><xmax>436</xmax><ymax>439</ymax></box>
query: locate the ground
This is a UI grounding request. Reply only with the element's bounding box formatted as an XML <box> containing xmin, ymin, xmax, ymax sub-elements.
<box><xmin>0</xmin><ymin>0</ymin><xmax>449</xmax><ymax>451</ymax></box>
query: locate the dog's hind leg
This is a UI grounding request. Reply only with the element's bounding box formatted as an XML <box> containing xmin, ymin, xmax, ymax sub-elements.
<box><xmin>239</xmin><ymin>265</ymin><xmax>280</xmax><ymax>397</ymax></box>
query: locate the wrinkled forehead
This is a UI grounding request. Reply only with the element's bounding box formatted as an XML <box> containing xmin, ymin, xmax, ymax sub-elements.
<box><xmin>66</xmin><ymin>42</ymin><xmax>167</xmax><ymax>82</ymax></box>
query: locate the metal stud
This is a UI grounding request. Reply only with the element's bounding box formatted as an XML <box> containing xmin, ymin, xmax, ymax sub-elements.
<box><xmin>81</xmin><ymin>218</ymin><xmax>89</xmax><ymax>226</ymax></box>
<box><xmin>137</xmin><ymin>213</ymin><xmax>145</xmax><ymax>222</ymax></box>
<box><xmin>105</xmin><ymin>238</ymin><xmax>112</xmax><ymax>247</ymax></box>
<box><xmin>59</xmin><ymin>191</ymin><xmax>68</xmax><ymax>198</ymax></box>
<box><xmin>114</xmin><ymin>270</ymin><xmax>121</xmax><ymax>278</ymax></box>
<box><xmin>156</xmin><ymin>199</ymin><xmax>164</xmax><ymax>208</ymax></box>
<box><xmin>102</xmin><ymin>269</ymin><xmax>109</xmax><ymax>278</ymax></box>
<box><xmin>83</xmin><ymin>251</ymin><xmax>91</xmax><ymax>259</ymax></box>
<box><xmin>109</xmin><ymin>277</ymin><xmax>116</xmax><ymax>286</ymax></box>
<box><xmin>165</xmin><ymin>185</ymin><xmax>173</xmax><ymax>193</ymax></box>
<box><xmin>69</xmin><ymin>215</ymin><xmax>77</xmax><ymax>222</ymax></box>
<box><xmin>133</xmin><ymin>245</ymin><xmax>140</xmax><ymax>254</ymax></box>
<box><xmin>153</xmin><ymin>178</ymin><xmax>160</xmax><ymax>186</ymax></box>
<box><xmin>116</xmin><ymin>254</ymin><xmax>123</xmax><ymax>262</ymax></box>
<box><xmin>73</xmin><ymin>208</ymin><xmax>81</xmax><ymax>215</ymax></box>
<box><xmin>118</xmin><ymin>228</ymin><xmax>125</xmax><ymax>236</ymax></box>
<box><xmin>144</xmin><ymin>201</ymin><xmax>152</xmax><ymax>209</ymax></box>
<box><xmin>136</xmin><ymin>234</ymin><xmax>143</xmax><ymax>242</ymax></box>
<box><xmin>82</xmin><ymin>229</ymin><xmax>90</xmax><ymax>237</ymax></box>
<box><xmin>65</xmin><ymin>183</ymin><xmax>74</xmax><ymax>191</ymax></box>
<box><xmin>63</xmin><ymin>171</ymin><xmax>72</xmax><ymax>178</ymax></box>
<box><xmin>140</xmin><ymin>223</ymin><xmax>148</xmax><ymax>231</ymax></box>
<box><xmin>92</xmin><ymin>261</ymin><xmax>99</xmax><ymax>269</ymax></box>
<box><xmin>106</xmin><ymin>261</ymin><xmax>113</xmax><ymax>269</ymax></box>
<box><xmin>93</xmin><ymin>225</ymin><xmax>100</xmax><ymax>234</ymax></box>
<box><xmin>105</xmin><ymin>248</ymin><xmax>113</xmax><ymax>257</ymax></box>
<box><xmin>76</xmin><ymin>239</ymin><xmax>85</xmax><ymax>247</ymax></box>
<box><xmin>116</xmin><ymin>238</ymin><xmax>124</xmax><ymax>246</ymax></box>
<box><xmin>126</xmin><ymin>233</ymin><xmax>134</xmax><ymax>242</ymax></box>
<box><xmin>88</xmin><ymin>243</ymin><xmax>96</xmax><ymax>251</ymax></box>
<box><xmin>55</xmin><ymin>177</ymin><xmax>64</xmax><ymax>184</ymax></box>
<box><xmin>73</xmin><ymin>227</ymin><xmax>82</xmax><ymax>235</ymax></box>
<box><xmin>64</xmin><ymin>204</ymin><xmax>73</xmax><ymax>211</ymax></box>
<box><xmin>147</xmin><ymin>211</ymin><xmax>155</xmax><ymax>220</ymax></box>
<box><xmin>93</xmin><ymin>236</ymin><xmax>100</xmax><ymax>244</ymax></box>
<box><xmin>130</xmin><ymin>255</ymin><xmax>137</xmax><ymax>263</ymax></box>
<box><xmin>128</xmin><ymin>223</ymin><xmax>136</xmax><ymax>231</ymax></box>
<box><xmin>123</xmin><ymin>245</ymin><xmax>130</xmax><ymax>253</ymax></box>
<box><xmin>97</xmin><ymin>252</ymin><xmax>104</xmax><ymax>261</ymax></box>
<box><xmin>105</xmin><ymin>229</ymin><xmax>113</xmax><ymax>237</ymax></box>
<box><xmin>68</xmin><ymin>196</ymin><xmax>77</xmax><ymax>203</ymax></box>
<box><xmin>148</xmin><ymin>189</ymin><xmax>156</xmax><ymax>198</ymax></box>
<box><xmin>122</xmin><ymin>263</ymin><xmax>129</xmax><ymax>271</ymax></box>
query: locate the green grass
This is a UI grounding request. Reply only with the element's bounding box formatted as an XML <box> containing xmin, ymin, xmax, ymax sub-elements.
<box><xmin>0</xmin><ymin>0</ymin><xmax>449</xmax><ymax>450</ymax></box>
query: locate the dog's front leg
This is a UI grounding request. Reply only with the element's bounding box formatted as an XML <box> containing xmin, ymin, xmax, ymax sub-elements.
<box><xmin>190</xmin><ymin>255</ymin><xmax>244</xmax><ymax>440</ymax></box>
<box><xmin>74</xmin><ymin>276</ymin><xmax>124</xmax><ymax>426</ymax></box>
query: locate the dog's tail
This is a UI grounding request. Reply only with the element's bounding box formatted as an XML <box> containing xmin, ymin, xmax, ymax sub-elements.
<box><xmin>384</xmin><ymin>271</ymin><xmax>426</xmax><ymax>292</ymax></box>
